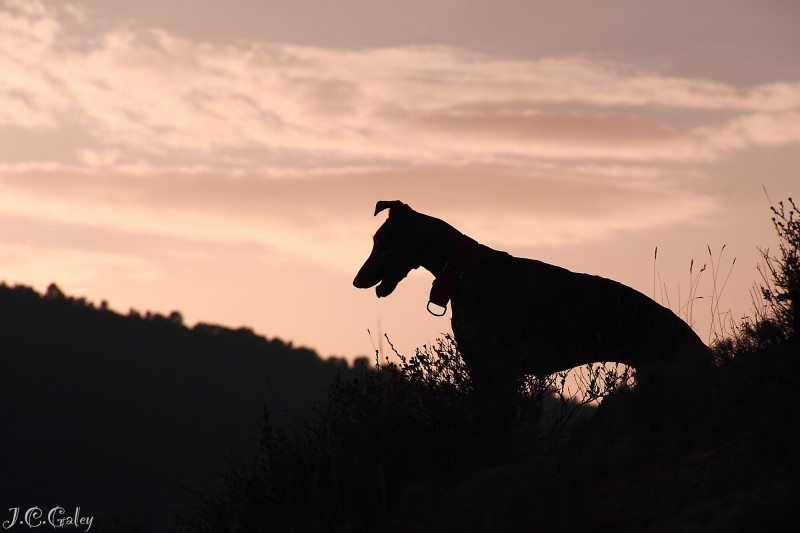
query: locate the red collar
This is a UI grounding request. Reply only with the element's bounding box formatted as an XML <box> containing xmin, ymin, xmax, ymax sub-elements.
<box><xmin>427</xmin><ymin>234</ymin><xmax>480</xmax><ymax>316</ymax></box>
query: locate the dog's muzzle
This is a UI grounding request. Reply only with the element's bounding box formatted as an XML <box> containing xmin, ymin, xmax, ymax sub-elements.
<box><xmin>353</xmin><ymin>254</ymin><xmax>410</xmax><ymax>298</ymax></box>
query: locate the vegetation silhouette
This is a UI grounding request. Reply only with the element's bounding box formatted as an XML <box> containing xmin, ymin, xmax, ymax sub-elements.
<box><xmin>0</xmin><ymin>287</ymin><xmax>360</xmax><ymax>532</ymax></box>
<box><xmin>182</xmin><ymin>197</ymin><xmax>799</xmax><ymax>532</ymax></box>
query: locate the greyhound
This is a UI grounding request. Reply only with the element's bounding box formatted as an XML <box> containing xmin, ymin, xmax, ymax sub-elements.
<box><xmin>353</xmin><ymin>200</ymin><xmax>713</xmax><ymax>398</ymax></box>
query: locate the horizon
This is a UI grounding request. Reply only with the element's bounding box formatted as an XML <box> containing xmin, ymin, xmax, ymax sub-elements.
<box><xmin>2</xmin><ymin>0</ymin><xmax>798</xmax><ymax>361</ymax></box>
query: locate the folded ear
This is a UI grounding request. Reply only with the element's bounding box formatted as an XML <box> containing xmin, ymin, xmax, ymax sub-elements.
<box><xmin>374</xmin><ymin>200</ymin><xmax>412</xmax><ymax>217</ymax></box>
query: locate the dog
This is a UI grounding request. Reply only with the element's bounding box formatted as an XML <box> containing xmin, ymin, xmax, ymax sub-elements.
<box><xmin>353</xmin><ymin>200</ymin><xmax>713</xmax><ymax>398</ymax></box>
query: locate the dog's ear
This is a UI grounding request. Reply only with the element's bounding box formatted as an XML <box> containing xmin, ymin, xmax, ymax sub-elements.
<box><xmin>374</xmin><ymin>200</ymin><xmax>411</xmax><ymax>217</ymax></box>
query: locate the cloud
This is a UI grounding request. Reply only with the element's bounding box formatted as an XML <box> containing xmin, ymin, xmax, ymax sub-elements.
<box><xmin>0</xmin><ymin>162</ymin><xmax>718</xmax><ymax>277</ymax></box>
<box><xmin>2</xmin><ymin>2</ymin><xmax>799</xmax><ymax>172</ymax></box>
<box><xmin>712</xmin><ymin>111</ymin><xmax>800</xmax><ymax>151</ymax></box>
<box><xmin>1</xmin><ymin>1</ymin><xmax>794</xmax><ymax>279</ymax></box>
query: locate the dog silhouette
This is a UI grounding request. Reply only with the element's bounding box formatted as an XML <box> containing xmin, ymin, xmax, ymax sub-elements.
<box><xmin>354</xmin><ymin>201</ymin><xmax>713</xmax><ymax>398</ymax></box>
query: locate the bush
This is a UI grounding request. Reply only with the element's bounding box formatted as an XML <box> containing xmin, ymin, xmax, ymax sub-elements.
<box><xmin>715</xmin><ymin>196</ymin><xmax>800</xmax><ymax>360</ymax></box>
<box><xmin>761</xmin><ymin>197</ymin><xmax>800</xmax><ymax>338</ymax></box>
<box><xmin>179</xmin><ymin>334</ymin><xmax>616</xmax><ymax>532</ymax></box>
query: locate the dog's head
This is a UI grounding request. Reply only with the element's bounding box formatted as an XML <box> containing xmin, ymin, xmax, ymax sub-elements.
<box><xmin>353</xmin><ymin>200</ymin><xmax>422</xmax><ymax>298</ymax></box>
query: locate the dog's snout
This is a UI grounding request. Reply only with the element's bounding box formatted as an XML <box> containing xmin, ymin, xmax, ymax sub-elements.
<box><xmin>353</xmin><ymin>271</ymin><xmax>372</xmax><ymax>289</ymax></box>
<box><xmin>353</xmin><ymin>254</ymin><xmax>383</xmax><ymax>289</ymax></box>
<box><xmin>353</xmin><ymin>251</ymin><xmax>406</xmax><ymax>298</ymax></box>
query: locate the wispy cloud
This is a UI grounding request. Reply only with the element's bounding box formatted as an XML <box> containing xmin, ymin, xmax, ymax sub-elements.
<box><xmin>0</xmin><ymin>164</ymin><xmax>716</xmax><ymax>274</ymax></box>
<box><xmin>2</xmin><ymin>1</ymin><xmax>799</xmax><ymax>170</ymax></box>
<box><xmin>1</xmin><ymin>0</ymin><xmax>797</xmax><ymax>273</ymax></box>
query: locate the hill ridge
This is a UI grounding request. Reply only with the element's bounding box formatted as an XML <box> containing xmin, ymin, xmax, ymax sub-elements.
<box><xmin>0</xmin><ymin>280</ymin><xmax>358</xmax><ymax>532</ymax></box>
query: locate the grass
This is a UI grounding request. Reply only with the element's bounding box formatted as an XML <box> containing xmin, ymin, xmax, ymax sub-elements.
<box><xmin>179</xmin><ymin>196</ymin><xmax>799</xmax><ymax>532</ymax></box>
<box><xmin>653</xmin><ymin>243</ymin><xmax>738</xmax><ymax>345</ymax></box>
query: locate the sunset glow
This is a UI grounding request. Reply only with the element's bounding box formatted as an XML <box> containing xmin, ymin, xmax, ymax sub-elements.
<box><xmin>2</xmin><ymin>0</ymin><xmax>798</xmax><ymax>359</ymax></box>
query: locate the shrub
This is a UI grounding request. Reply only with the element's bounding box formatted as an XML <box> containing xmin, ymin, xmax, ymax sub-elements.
<box><xmin>179</xmin><ymin>334</ymin><xmax>616</xmax><ymax>532</ymax></box>
<box><xmin>715</xmin><ymin>196</ymin><xmax>800</xmax><ymax>360</ymax></box>
<box><xmin>761</xmin><ymin>197</ymin><xmax>800</xmax><ymax>339</ymax></box>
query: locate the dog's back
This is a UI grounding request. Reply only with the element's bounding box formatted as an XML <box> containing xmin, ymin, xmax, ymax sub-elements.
<box><xmin>450</xmin><ymin>248</ymin><xmax>712</xmax><ymax>390</ymax></box>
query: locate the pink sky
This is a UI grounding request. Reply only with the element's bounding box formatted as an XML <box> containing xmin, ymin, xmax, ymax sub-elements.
<box><xmin>2</xmin><ymin>0</ymin><xmax>798</xmax><ymax>360</ymax></box>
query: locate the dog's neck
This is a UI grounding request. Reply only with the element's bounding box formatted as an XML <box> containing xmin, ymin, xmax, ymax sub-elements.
<box><xmin>415</xmin><ymin>215</ymin><xmax>469</xmax><ymax>276</ymax></box>
<box><xmin>417</xmin><ymin>216</ymin><xmax>481</xmax><ymax>315</ymax></box>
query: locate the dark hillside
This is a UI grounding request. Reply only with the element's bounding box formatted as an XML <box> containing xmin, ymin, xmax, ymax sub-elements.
<box><xmin>0</xmin><ymin>283</ymin><xmax>359</xmax><ymax>532</ymax></box>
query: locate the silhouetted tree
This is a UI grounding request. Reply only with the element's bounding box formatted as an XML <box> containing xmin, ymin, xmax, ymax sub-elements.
<box><xmin>45</xmin><ymin>282</ymin><xmax>65</xmax><ymax>299</ymax></box>
<box><xmin>762</xmin><ymin>197</ymin><xmax>800</xmax><ymax>338</ymax></box>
